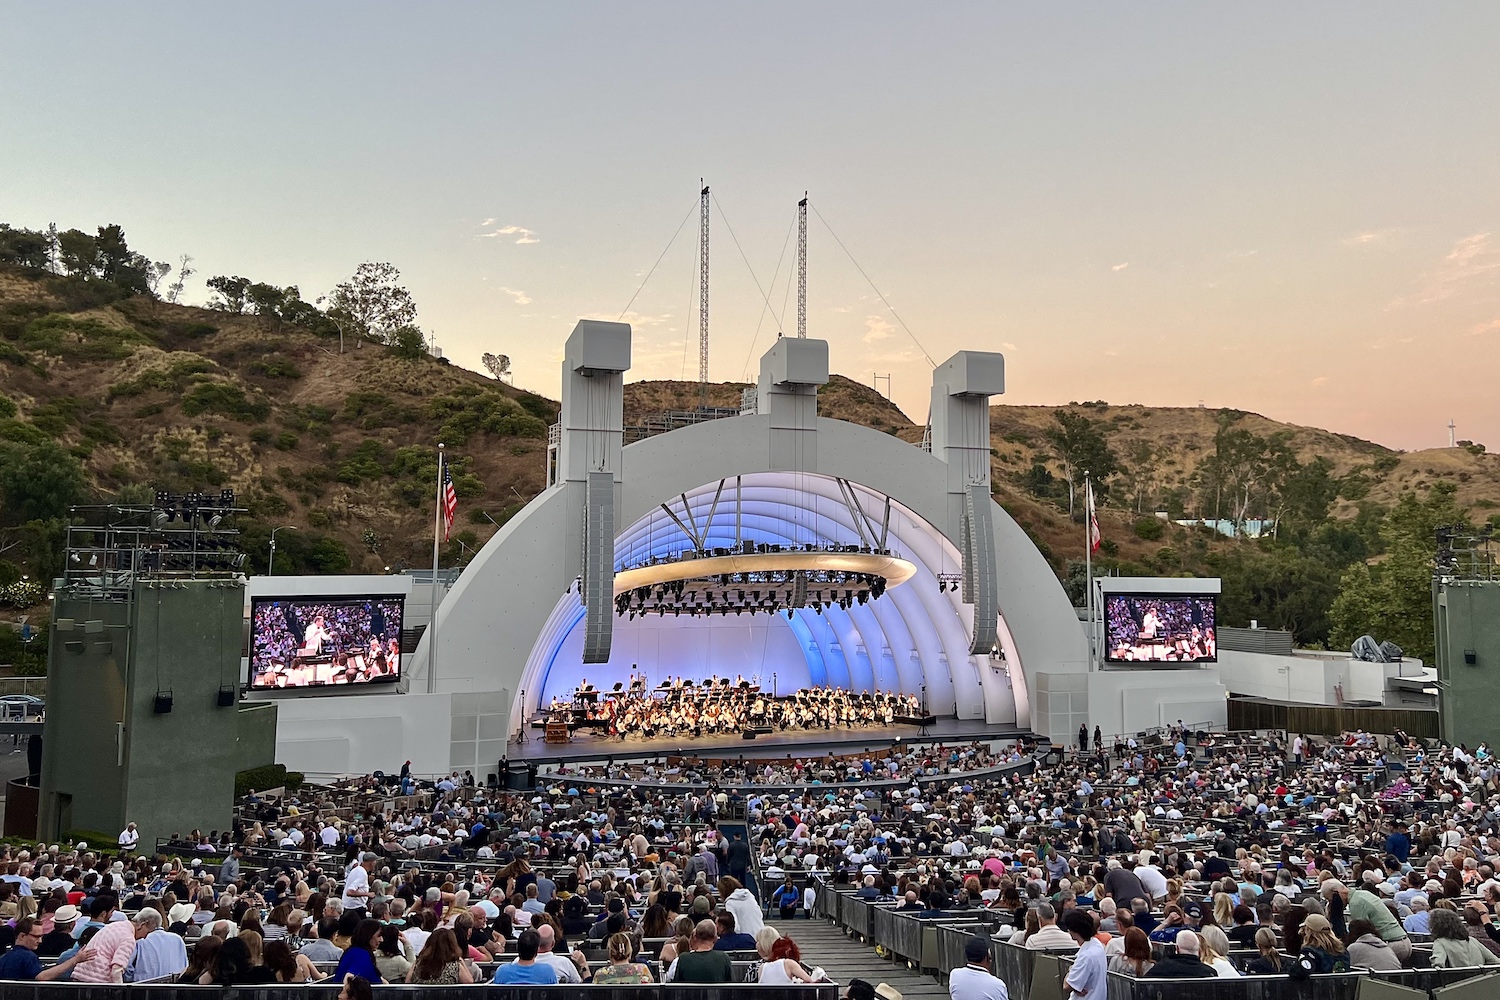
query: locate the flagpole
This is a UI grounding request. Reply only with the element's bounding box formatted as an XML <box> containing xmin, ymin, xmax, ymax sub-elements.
<box><xmin>428</xmin><ymin>442</ymin><xmax>444</xmax><ymax>694</ymax></box>
<box><xmin>1084</xmin><ymin>471</ymin><xmax>1094</xmax><ymax>673</ymax></box>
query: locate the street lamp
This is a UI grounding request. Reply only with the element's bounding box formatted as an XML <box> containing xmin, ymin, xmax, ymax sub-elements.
<box><xmin>268</xmin><ymin>525</ymin><xmax>297</xmax><ymax>576</ymax></box>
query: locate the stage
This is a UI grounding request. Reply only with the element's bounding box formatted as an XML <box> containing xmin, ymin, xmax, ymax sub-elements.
<box><xmin>505</xmin><ymin>715</ymin><xmax>1028</xmax><ymax>766</ymax></box>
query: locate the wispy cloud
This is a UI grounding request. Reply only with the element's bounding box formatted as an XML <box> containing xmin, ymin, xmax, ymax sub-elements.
<box><xmin>580</xmin><ymin>310</ymin><xmax>671</xmax><ymax>329</ymax></box>
<box><xmin>1000</xmin><ymin>341</ymin><xmax>1018</xmax><ymax>352</ymax></box>
<box><xmin>862</xmin><ymin>316</ymin><xmax>895</xmax><ymax>344</ymax></box>
<box><xmin>1344</xmin><ymin>229</ymin><xmax>1398</xmax><ymax>246</ymax></box>
<box><xmin>498</xmin><ymin>286</ymin><xmax>531</xmax><ymax>306</ymax></box>
<box><xmin>1472</xmin><ymin>318</ymin><xmax>1500</xmax><ymax>336</ymax></box>
<box><xmin>1228</xmin><ymin>249</ymin><xmax>1258</xmax><ymax>259</ymax></box>
<box><xmin>1391</xmin><ymin>232</ymin><xmax>1500</xmax><ymax>307</ymax></box>
<box><xmin>1111</xmin><ymin>262</ymin><xmax>1129</xmax><ymax>272</ymax></box>
<box><xmin>1311</xmin><ymin>375</ymin><xmax>1330</xmax><ymax>387</ymax></box>
<box><xmin>477</xmin><ymin>222</ymin><xmax>541</xmax><ymax>244</ymax></box>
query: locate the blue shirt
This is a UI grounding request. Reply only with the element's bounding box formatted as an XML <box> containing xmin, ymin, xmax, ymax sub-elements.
<box><xmin>493</xmin><ymin>962</ymin><xmax>559</xmax><ymax>984</ymax></box>
<box><xmin>126</xmin><ymin>929</ymin><xmax>189</xmax><ymax>982</ymax></box>
<box><xmin>0</xmin><ymin>946</ymin><xmax>43</xmax><ymax>981</ymax></box>
<box><xmin>331</xmin><ymin>947</ymin><xmax>382</xmax><ymax>984</ymax></box>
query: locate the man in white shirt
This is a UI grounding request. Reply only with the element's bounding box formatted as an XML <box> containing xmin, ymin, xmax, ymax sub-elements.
<box><xmin>118</xmin><ymin>824</ymin><xmax>140</xmax><ymax>853</ymax></box>
<box><xmin>1134</xmin><ymin>857</ymin><xmax>1168</xmax><ymax>901</ymax></box>
<box><xmin>534</xmin><ymin>924</ymin><xmax>582</xmax><ymax>983</ymax></box>
<box><xmin>341</xmin><ymin>854</ymin><xmax>376</xmax><ymax>912</ymax></box>
<box><xmin>949</xmin><ymin>936</ymin><xmax>1009</xmax><ymax>1000</ymax></box>
<box><xmin>1024</xmin><ymin>903</ymin><xmax>1077</xmax><ymax>950</ymax></box>
<box><xmin>320</xmin><ymin>823</ymin><xmax>340</xmax><ymax>848</ymax></box>
<box><xmin>1061</xmin><ymin>910</ymin><xmax>1106</xmax><ymax>999</ymax></box>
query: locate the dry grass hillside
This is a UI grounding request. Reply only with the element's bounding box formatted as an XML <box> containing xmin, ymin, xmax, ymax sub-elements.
<box><xmin>4</xmin><ymin>262</ymin><xmax>1496</xmax><ymax>581</ymax></box>
<box><xmin>0</xmin><ymin>271</ymin><xmax>556</xmax><ymax>573</ymax></box>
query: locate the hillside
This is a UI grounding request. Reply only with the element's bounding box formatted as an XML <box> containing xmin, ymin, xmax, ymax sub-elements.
<box><xmin>0</xmin><ymin>268</ymin><xmax>555</xmax><ymax>578</ymax></box>
<box><xmin>3</xmin><ymin>260</ymin><xmax>1497</xmax><ymax>661</ymax></box>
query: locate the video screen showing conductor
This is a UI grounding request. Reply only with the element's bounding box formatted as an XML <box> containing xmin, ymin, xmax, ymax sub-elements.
<box><xmin>1104</xmin><ymin>594</ymin><xmax>1216</xmax><ymax>664</ymax></box>
<box><xmin>250</xmin><ymin>596</ymin><xmax>404</xmax><ymax>690</ymax></box>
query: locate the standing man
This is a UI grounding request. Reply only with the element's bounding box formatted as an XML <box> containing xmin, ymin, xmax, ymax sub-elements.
<box><xmin>727</xmin><ymin>831</ymin><xmax>753</xmax><ymax>896</ymax></box>
<box><xmin>949</xmin><ymin>936</ymin><xmax>1008</xmax><ymax>1000</ymax></box>
<box><xmin>1078</xmin><ymin>724</ymin><xmax>1088</xmax><ymax>754</ymax></box>
<box><xmin>218</xmin><ymin>847</ymin><xmax>243</xmax><ymax>886</ymax></box>
<box><xmin>117</xmin><ymin>823</ymin><xmax>139</xmax><ymax>854</ymax></box>
<box><xmin>1062</xmin><ymin>910</ymin><xmax>1106</xmax><ymax>999</ymax></box>
<box><xmin>341</xmin><ymin>853</ymin><xmax>376</xmax><ymax>914</ymax></box>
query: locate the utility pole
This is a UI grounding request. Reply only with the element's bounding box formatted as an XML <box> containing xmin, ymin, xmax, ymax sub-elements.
<box><xmin>699</xmin><ymin>182</ymin><xmax>710</xmax><ymax>407</ymax></box>
<box><xmin>797</xmin><ymin>194</ymin><xmax>808</xmax><ymax>338</ymax></box>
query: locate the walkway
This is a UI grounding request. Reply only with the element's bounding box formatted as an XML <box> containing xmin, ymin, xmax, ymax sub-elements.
<box><xmin>789</xmin><ymin>915</ymin><xmax>949</xmax><ymax>1000</ymax></box>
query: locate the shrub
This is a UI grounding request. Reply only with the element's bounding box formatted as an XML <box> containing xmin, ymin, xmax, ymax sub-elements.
<box><xmin>274</xmin><ymin>431</ymin><xmax>299</xmax><ymax>451</ymax></box>
<box><xmin>180</xmin><ymin>382</ymin><xmax>270</xmax><ymax>422</ymax></box>
<box><xmin>234</xmin><ymin>764</ymin><xmax>306</xmax><ymax>797</ymax></box>
<box><xmin>1133</xmin><ymin>516</ymin><xmax>1165</xmax><ymax>541</ymax></box>
<box><xmin>21</xmin><ymin>314</ymin><xmax>151</xmax><ymax>360</ymax></box>
<box><xmin>336</xmin><ymin>439</ymin><xmax>389</xmax><ymax>485</ymax></box>
<box><xmin>0</xmin><ymin>394</ymin><xmax>14</xmax><ymax>420</ymax></box>
<box><xmin>248</xmin><ymin>356</ymin><xmax>303</xmax><ymax>379</ymax></box>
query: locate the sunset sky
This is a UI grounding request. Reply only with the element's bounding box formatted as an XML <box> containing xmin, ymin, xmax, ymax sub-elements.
<box><xmin>3</xmin><ymin>4</ymin><xmax>1496</xmax><ymax>451</ymax></box>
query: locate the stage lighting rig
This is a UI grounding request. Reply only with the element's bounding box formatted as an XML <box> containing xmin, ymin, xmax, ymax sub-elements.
<box><xmin>60</xmin><ymin>489</ymin><xmax>248</xmax><ymax>597</ymax></box>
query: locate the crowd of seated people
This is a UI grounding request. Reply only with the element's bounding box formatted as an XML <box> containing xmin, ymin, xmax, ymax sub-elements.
<box><xmin>4</xmin><ymin>723</ymin><xmax>1500</xmax><ymax>992</ymax></box>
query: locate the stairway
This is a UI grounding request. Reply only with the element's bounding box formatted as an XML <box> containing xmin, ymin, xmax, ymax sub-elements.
<box><xmin>782</xmin><ymin>916</ymin><xmax>949</xmax><ymax>1000</ymax></box>
<box><xmin>715</xmin><ymin>818</ymin><xmax>760</xmax><ymax>899</ymax></box>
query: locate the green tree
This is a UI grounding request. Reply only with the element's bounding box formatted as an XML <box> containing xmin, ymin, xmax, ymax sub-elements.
<box><xmin>0</xmin><ymin>224</ymin><xmax>51</xmax><ymax>269</ymax></box>
<box><xmin>328</xmin><ymin>262</ymin><xmax>418</xmax><ymax>346</ymax></box>
<box><xmin>206</xmin><ymin>275</ymin><xmax>251</xmax><ymax>313</ymax></box>
<box><xmin>0</xmin><ymin>440</ymin><xmax>86</xmax><ymax>523</ymax></box>
<box><xmin>308</xmin><ymin>536</ymin><xmax>351</xmax><ymax>573</ymax></box>
<box><xmin>1219</xmin><ymin>547</ymin><xmax>1341</xmax><ymax>646</ymax></box>
<box><xmin>390</xmin><ymin>325</ymin><xmax>426</xmax><ymax>360</ymax></box>
<box><xmin>1328</xmin><ymin>482</ymin><xmax>1466</xmax><ymax>662</ymax></box>
<box><xmin>1045</xmin><ymin>410</ymin><xmax>1118</xmax><ymax>514</ymax></box>
<box><xmin>56</xmin><ymin>228</ymin><xmax>99</xmax><ymax>277</ymax></box>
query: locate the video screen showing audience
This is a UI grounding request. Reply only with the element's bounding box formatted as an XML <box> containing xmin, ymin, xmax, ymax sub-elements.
<box><xmin>1104</xmin><ymin>594</ymin><xmax>1216</xmax><ymax>663</ymax></box>
<box><xmin>250</xmin><ymin>596</ymin><xmax>404</xmax><ymax>690</ymax></box>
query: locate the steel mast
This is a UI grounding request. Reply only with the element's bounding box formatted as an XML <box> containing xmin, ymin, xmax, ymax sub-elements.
<box><xmin>797</xmin><ymin>194</ymin><xmax>808</xmax><ymax>338</ymax></box>
<box><xmin>698</xmin><ymin>183</ymin><xmax>710</xmax><ymax>405</ymax></box>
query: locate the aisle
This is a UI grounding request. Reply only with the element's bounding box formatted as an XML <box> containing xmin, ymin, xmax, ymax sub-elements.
<box><xmin>779</xmin><ymin>914</ymin><xmax>950</xmax><ymax>1000</ymax></box>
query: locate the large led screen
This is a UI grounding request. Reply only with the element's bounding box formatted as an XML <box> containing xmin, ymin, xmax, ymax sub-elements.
<box><xmin>1104</xmin><ymin>594</ymin><xmax>1216</xmax><ymax>664</ymax></box>
<box><xmin>250</xmin><ymin>596</ymin><xmax>404</xmax><ymax>690</ymax></box>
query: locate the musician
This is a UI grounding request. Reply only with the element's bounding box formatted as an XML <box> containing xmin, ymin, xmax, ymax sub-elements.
<box><xmin>1141</xmin><ymin>608</ymin><xmax>1162</xmax><ymax>640</ymax></box>
<box><xmin>298</xmin><ymin>614</ymin><xmax>332</xmax><ymax>658</ymax></box>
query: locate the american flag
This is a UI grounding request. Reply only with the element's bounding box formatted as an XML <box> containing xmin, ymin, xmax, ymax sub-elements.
<box><xmin>441</xmin><ymin>459</ymin><xmax>458</xmax><ymax>541</ymax></box>
<box><xmin>1086</xmin><ymin>479</ymin><xmax>1102</xmax><ymax>554</ymax></box>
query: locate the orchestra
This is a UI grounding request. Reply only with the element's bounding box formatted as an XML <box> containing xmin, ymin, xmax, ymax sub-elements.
<box><xmin>541</xmin><ymin>677</ymin><xmax>920</xmax><ymax>741</ymax></box>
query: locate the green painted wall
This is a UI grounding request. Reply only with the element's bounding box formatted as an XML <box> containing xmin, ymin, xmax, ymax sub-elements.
<box><xmin>40</xmin><ymin>580</ymin><xmax>259</xmax><ymax>847</ymax></box>
<box><xmin>236</xmin><ymin>702</ymin><xmax>279</xmax><ymax>773</ymax></box>
<box><xmin>1435</xmin><ymin>580</ymin><xmax>1500</xmax><ymax>747</ymax></box>
<box><xmin>37</xmin><ymin>596</ymin><xmax>132</xmax><ymax>841</ymax></box>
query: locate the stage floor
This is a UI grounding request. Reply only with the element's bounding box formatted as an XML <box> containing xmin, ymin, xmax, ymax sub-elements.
<box><xmin>507</xmin><ymin>716</ymin><xmax>1027</xmax><ymax>765</ymax></box>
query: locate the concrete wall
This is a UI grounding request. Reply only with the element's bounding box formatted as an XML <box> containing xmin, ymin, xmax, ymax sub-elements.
<box><xmin>1219</xmin><ymin>649</ymin><xmax>1423</xmax><ymax>707</ymax></box>
<box><xmin>40</xmin><ymin>581</ymin><xmax>249</xmax><ymax>846</ymax></box>
<box><xmin>271</xmin><ymin>689</ymin><xmax>456</xmax><ymax>780</ymax></box>
<box><xmin>39</xmin><ymin>595</ymin><xmax>131</xmax><ymax>841</ymax></box>
<box><xmin>1436</xmin><ymin>580</ymin><xmax>1500</xmax><ymax>747</ymax></box>
<box><xmin>1085</xmin><ymin>668</ymin><xmax>1228</xmax><ymax>737</ymax></box>
<box><xmin>236</xmin><ymin>703</ymin><xmax>279</xmax><ymax>773</ymax></box>
<box><xmin>122</xmin><ymin>582</ymin><xmax>245</xmax><ymax>846</ymax></box>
